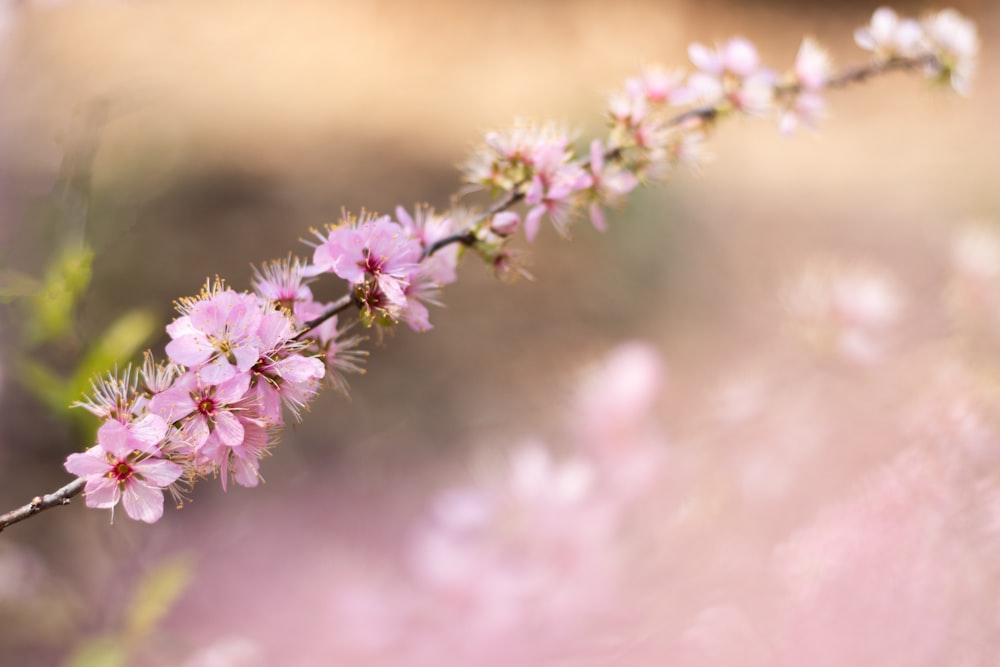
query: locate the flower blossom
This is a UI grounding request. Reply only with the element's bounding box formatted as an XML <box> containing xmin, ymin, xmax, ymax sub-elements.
<box><xmin>294</xmin><ymin>301</ymin><xmax>367</xmax><ymax>394</ymax></box>
<box><xmin>854</xmin><ymin>7</ymin><xmax>925</xmax><ymax>59</ymax></box>
<box><xmin>311</xmin><ymin>213</ymin><xmax>422</xmax><ymax>322</ymax></box>
<box><xmin>783</xmin><ymin>261</ymin><xmax>904</xmax><ymax>365</ymax></box>
<box><xmin>250</xmin><ymin>308</ymin><xmax>326</xmax><ymax>423</ymax></box>
<box><xmin>165</xmin><ymin>282</ymin><xmax>267</xmax><ymax>386</ymax></box>
<box><xmin>780</xmin><ymin>38</ymin><xmax>832</xmax><ymax>135</ymax></box>
<box><xmin>623</xmin><ymin>65</ymin><xmax>694</xmax><ymax>106</ymax></box>
<box><xmin>73</xmin><ymin>366</ymin><xmax>147</xmax><ymax>423</ymax></box>
<box><xmin>586</xmin><ymin>139</ymin><xmax>639</xmax><ymax>232</ymax></box>
<box><xmin>922</xmin><ymin>9</ymin><xmax>978</xmax><ymax>95</ymax></box>
<box><xmin>252</xmin><ymin>255</ymin><xmax>316</xmax><ymax>324</ymax></box>
<box><xmin>393</xmin><ymin>205</ymin><xmax>460</xmax><ymax>331</ymax></box>
<box><xmin>64</xmin><ymin>417</ymin><xmax>182</xmax><ymax>523</ymax></box>
<box><xmin>522</xmin><ymin>141</ymin><xmax>592</xmax><ymax>241</ymax></box>
<box><xmin>688</xmin><ymin>37</ymin><xmax>775</xmax><ymax>115</ymax></box>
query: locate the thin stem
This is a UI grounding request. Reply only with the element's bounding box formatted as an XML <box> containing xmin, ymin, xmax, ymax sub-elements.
<box><xmin>0</xmin><ymin>477</ymin><xmax>86</xmax><ymax>533</ymax></box>
<box><xmin>822</xmin><ymin>54</ymin><xmax>937</xmax><ymax>91</ymax></box>
<box><xmin>287</xmin><ymin>55</ymin><xmax>942</xmax><ymax>342</ymax></box>
<box><xmin>292</xmin><ymin>291</ymin><xmax>357</xmax><ymax>341</ymax></box>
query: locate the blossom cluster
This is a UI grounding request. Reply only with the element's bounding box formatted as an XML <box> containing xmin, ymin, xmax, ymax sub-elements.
<box><xmin>62</xmin><ymin>204</ymin><xmax>469</xmax><ymax>522</ymax></box>
<box><xmin>56</xmin><ymin>6</ymin><xmax>978</xmax><ymax>524</ymax></box>
<box><xmin>461</xmin><ymin>7</ymin><xmax>977</xmax><ymax>248</ymax></box>
<box><xmin>64</xmin><ymin>282</ymin><xmax>327</xmax><ymax>522</ymax></box>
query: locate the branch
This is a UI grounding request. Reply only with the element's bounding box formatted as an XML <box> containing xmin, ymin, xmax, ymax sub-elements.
<box><xmin>0</xmin><ymin>477</ymin><xmax>85</xmax><ymax>533</ymax></box>
<box><xmin>0</xmin><ymin>10</ymin><xmax>976</xmax><ymax>531</ymax></box>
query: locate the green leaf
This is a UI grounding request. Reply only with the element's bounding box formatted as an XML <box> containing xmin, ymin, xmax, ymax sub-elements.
<box><xmin>68</xmin><ymin>309</ymin><xmax>158</xmax><ymax>404</ymax></box>
<box><xmin>16</xmin><ymin>358</ymin><xmax>73</xmax><ymax>417</ymax></box>
<box><xmin>64</xmin><ymin>636</ymin><xmax>127</xmax><ymax>667</ymax></box>
<box><xmin>123</xmin><ymin>555</ymin><xmax>194</xmax><ymax>642</ymax></box>
<box><xmin>24</xmin><ymin>244</ymin><xmax>94</xmax><ymax>345</ymax></box>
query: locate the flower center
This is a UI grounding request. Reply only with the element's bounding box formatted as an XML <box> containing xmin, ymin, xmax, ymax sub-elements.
<box><xmin>112</xmin><ymin>460</ymin><xmax>133</xmax><ymax>481</ymax></box>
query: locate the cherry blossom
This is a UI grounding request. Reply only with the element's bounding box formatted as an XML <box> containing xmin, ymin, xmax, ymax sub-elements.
<box><xmin>64</xmin><ymin>420</ymin><xmax>182</xmax><ymax>523</ymax></box>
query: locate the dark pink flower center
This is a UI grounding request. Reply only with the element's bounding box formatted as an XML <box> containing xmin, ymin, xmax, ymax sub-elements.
<box><xmin>197</xmin><ymin>396</ymin><xmax>216</xmax><ymax>417</ymax></box>
<box><xmin>361</xmin><ymin>248</ymin><xmax>386</xmax><ymax>275</ymax></box>
<box><xmin>112</xmin><ymin>460</ymin><xmax>133</xmax><ymax>481</ymax></box>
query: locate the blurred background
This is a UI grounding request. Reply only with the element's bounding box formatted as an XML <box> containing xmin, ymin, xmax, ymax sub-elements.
<box><xmin>0</xmin><ymin>0</ymin><xmax>997</xmax><ymax>665</ymax></box>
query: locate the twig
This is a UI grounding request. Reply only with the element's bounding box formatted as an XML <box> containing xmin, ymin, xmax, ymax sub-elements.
<box><xmin>0</xmin><ymin>477</ymin><xmax>86</xmax><ymax>533</ymax></box>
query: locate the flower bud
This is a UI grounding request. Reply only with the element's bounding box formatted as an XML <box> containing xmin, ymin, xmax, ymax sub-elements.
<box><xmin>490</xmin><ymin>211</ymin><xmax>520</xmax><ymax>237</ymax></box>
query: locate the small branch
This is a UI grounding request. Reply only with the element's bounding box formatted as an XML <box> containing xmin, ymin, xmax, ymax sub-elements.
<box><xmin>822</xmin><ymin>54</ymin><xmax>937</xmax><ymax>91</ymax></box>
<box><xmin>424</xmin><ymin>229</ymin><xmax>478</xmax><ymax>259</ymax></box>
<box><xmin>292</xmin><ymin>292</ymin><xmax>357</xmax><ymax>340</ymax></box>
<box><xmin>0</xmin><ymin>477</ymin><xmax>86</xmax><ymax>533</ymax></box>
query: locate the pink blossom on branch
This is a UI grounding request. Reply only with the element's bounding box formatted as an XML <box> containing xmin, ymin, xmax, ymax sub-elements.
<box><xmin>63</xmin><ymin>419</ymin><xmax>182</xmax><ymax>523</ymax></box>
<box><xmin>164</xmin><ymin>282</ymin><xmax>267</xmax><ymax>386</ymax></box>
<box><xmin>310</xmin><ymin>212</ymin><xmax>423</xmax><ymax>323</ymax></box>
<box><xmin>28</xmin><ymin>6</ymin><xmax>979</xmax><ymax>530</ymax></box>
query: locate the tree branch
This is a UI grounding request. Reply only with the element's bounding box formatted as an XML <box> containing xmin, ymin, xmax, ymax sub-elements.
<box><xmin>0</xmin><ymin>477</ymin><xmax>86</xmax><ymax>533</ymax></box>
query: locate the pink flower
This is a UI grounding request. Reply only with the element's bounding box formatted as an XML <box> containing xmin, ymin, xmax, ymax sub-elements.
<box><xmin>105</xmin><ymin>413</ymin><xmax>171</xmax><ymax>455</ymax></box>
<box><xmin>623</xmin><ymin>65</ymin><xmax>694</xmax><ymax>106</ymax></box>
<box><xmin>587</xmin><ymin>139</ymin><xmax>639</xmax><ymax>232</ymax></box>
<box><xmin>854</xmin><ymin>7</ymin><xmax>924</xmax><ymax>59</ymax></box>
<box><xmin>395</xmin><ymin>204</ymin><xmax>460</xmax><ymax>286</ymax></box>
<box><xmin>794</xmin><ymin>38</ymin><xmax>831</xmax><ymax>91</ymax></box>
<box><xmin>783</xmin><ymin>260</ymin><xmax>904</xmax><ymax>365</ymax></box>
<box><xmin>311</xmin><ymin>213</ymin><xmax>422</xmax><ymax>318</ymax></box>
<box><xmin>251</xmin><ymin>309</ymin><xmax>325</xmax><ymax>424</ymax></box>
<box><xmin>198</xmin><ymin>415</ymin><xmax>271</xmax><ymax>490</ymax></box>
<box><xmin>73</xmin><ymin>366</ymin><xmax>147</xmax><ymax>423</ymax></box>
<box><xmin>779</xmin><ymin>92</ymin><xmax>826</xmax><ymax>135</ymax></box>
<box><xmin>490</xmin><ymin>211</ymin><xmax>520</xmax><ymax>237</ymax></box>
<box><xmin>294</xmin><ymin>301</ymin><xmax>367</xmax><ymax>394</ymax></box>
<box><xmin>165</xmin><ymin>282</ymin><xmax>267</xmax><ymax>385</ymax></box>
<box><xmin>408</xmin><ymin>443</ymin><xmax>618</xmax><ymax>641</ymax></box>
<box><xmin>688</xmin><ymin>38</ymin><xmax>775</xmax><ymax>114</ymax></box>
<box><xmin>689</xmin><ymin>37</ymin><xmax>761</xmax><ymax>77</ymax></box>
<box><xmin>252</xmin><ymin>255</ymin><xmax>316</xmax><ymax>323</ymax></box>
<box><xmin>149</xmin><ymin>371</ymin><xmax>252</xmax><ymax>449</ymax></box>
<box><xmin>64</xmin><ymin>422</ymin><xmax>183</xmax><ymax>523</ymax></box>
<box><xmin>522</xmin><ymin>143</ymin><xmax>592</xmax><ymax>241</ymax></box>
<box><xmin>922</xmin><ymin>9</ymin><xmax>978</xmax><ymax>95</ymax></box>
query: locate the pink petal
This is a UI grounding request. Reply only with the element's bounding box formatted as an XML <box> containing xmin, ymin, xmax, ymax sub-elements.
<box><xmin>121</xmin><ymin>480</ymin><xmax>165</xmax><ymax>523</ymax></box>
<box><xmin>276</xmin><ymin>355</ymin><xmax>325</xmax><ymax>383</ymax></box>
<box><xmin>97</xmin><ymin>420</ymin><xmax>134</xmax><ymax>458</ymax></box>
<box><xmin>64</xmin><ymin>447</ymin><xmax>110</xmax><ymax>477</ymax></box>
<box><xmin>214</xmin><ymin>373</ymin><xmax>252</xmax><ymax>404</ymax></box>
<box><xmin>213</xmin><ymin>411</ymin><xmax>245</xmax><ymax>447</ymax></box>
<box><xmin>189</xmin><ymin>298</ymin><xmax>225</xmax><ymax>334</ymax></box>
<box><xmin>135</xmin><ymin>458</ymin><xmax>184</xmax><ymax>486</ymax></box>
<box><xmin>723</xmin><ymin>38</ymin><xmax>759</xmax><ymax>76</ymax></box>
<box><xmin>149</xmin><ymin>386</ymin><xmax>197</xmax><ymax>423</ymax></box>
<box><xmin>589</xmin><ymin>203</ymin><xmax>607</xmax><ymax>232</ymax></box>
<box><xmin>524</xmin><ymin>207</ymin><xmax>546</xmax><ymax>242</ymax></box>
<box><xmin>84</xmin><ymin>477</ymin><xmax>120</xmax><ymax>509</ymax></box>
<box><xmin>689</xmin><ymin>42</ymin><xmax>720</xmax><ymax>73</ymax></box>
<box><xmin>198</xmin><ymin>357</ymin><xmax>236</xmax><ymax>385</ymax></box>
<box><xmin>254</xmin><ymin>382</ymin><xmax>283</xmax><ymax>425</ymax></box>
<box><xmin>165</xmin><ymin>334</ymin><xmax>215</xmax><ymax>367</ymax></box>
<box><xmin>230</xmin><ymin>454</ymin><xmax>260</xmax><ymax>488</ymax></box>
<box><xmin>129</xmin><ymin>414</ymin><xmax>168</xmax><ymax>452</ymax></box>
<box><xmin>233</xmin><ymin>344</ymin><xmax>262</xmax><ymax>373</ymax></box>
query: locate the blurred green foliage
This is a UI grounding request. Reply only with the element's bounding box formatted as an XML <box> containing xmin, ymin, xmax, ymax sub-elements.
<box><xmin>22</xmin><ymin>244</ymin><xmax>94</xmax><ymax>347</ymax></box>
<box><xmin>65</xmin><ymin>555</ymin><xmax>194</xmax><ymax>667</ymax></box>
<box><xmin>5</xmin><ymin>105</ymin><xmax>158</xmax><ymax>429</ymax></box>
